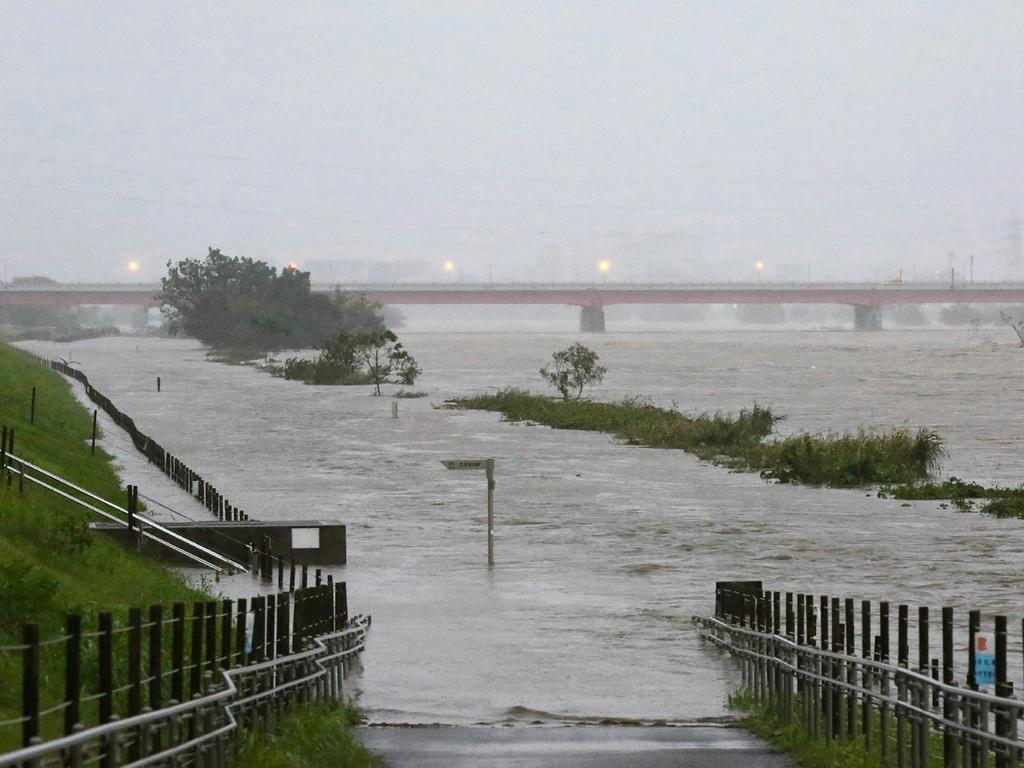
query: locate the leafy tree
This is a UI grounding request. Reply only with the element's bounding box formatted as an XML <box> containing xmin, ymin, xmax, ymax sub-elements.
<box><xmin>540</xmin><ymin>343</ymin><xmax>607</xmax><ymax>400</ymax></box>
<box><xmin>351</xmin><ymin>330</ymin><xmax>421</xmax><ymax>394</ymax></box>
<box><xmin>278</xmin><ymin>329</ymin><xmax>420</xmax><ymax>392</ymax></box>
<box><xmin>1000</xmin><ymin>310</ymin><xmax>1024</xmax><ymax>346</ymax></box>
<box><xmin>160</xmin><ymin>248</ymin><xmax>383</xmax><ymax>351</ymax></box>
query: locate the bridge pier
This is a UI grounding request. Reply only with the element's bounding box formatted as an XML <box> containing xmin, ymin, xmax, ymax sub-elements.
<box><xmin>579</xmin><ymin>305</ymin><xmax>606</xmax><ymax>333</ymax></box>
<box><xmin>853</xmin><ymin>305</ymin><xmax>883</xmax><ymax>331</ymax></box>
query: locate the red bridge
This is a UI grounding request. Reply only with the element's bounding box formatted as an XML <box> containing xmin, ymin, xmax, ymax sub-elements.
<box><xmin>4</xmin><ymin>282</ymin><xmax>1024</xmax><ymax>331</ymax></box>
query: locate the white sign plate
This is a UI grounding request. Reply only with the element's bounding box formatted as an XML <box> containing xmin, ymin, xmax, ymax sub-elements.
<box><xmin>441</xmin><ymin>459</ymin><xmax>487</xmax><ymax>470</ymax></box>
<box><xmin>291</xmin><ymin>527</ymin><xmax>321</xmax><ymax>550</ymax></box>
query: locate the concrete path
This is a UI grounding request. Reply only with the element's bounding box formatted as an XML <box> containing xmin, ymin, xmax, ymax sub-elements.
<box><xmin>355</xmin><ymin>725</ymin><xmax>794</xmax><ymax>767</ymax></box>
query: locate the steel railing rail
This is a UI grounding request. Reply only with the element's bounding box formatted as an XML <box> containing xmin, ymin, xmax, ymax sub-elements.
<box><xmin>695</xmin><ymin>616</ymin><xmax>1024</xmax><ymax>750</ymax></box>
<box><xmin>694</xmin><ymin>593</ymin><xmax>1024</xmax><ymax>767</ymax></box>
<box><xmin>0</xmin><ymin>615</ymin><xmax>371</xmax><ymax>768</ymax></box>
<box><xmin>3</xmin><ymin>457</ymin><xmax>226</xmax><ymax>571</ymax></box>
<box><xmin>2</xmin><ymin>451</ymin><xmax>247</xmax><ymax>572</ymax></box>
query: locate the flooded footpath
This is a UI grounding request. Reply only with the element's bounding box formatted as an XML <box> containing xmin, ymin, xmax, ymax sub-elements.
<box><xmin>22</xmin><ymin>328</ymin><xmax>1024</xmax><ymax>723</ymax></box>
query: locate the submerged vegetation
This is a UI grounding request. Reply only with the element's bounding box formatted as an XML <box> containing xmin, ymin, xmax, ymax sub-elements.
<box><xmin>450</xmin><ymin>389</ymin><xmax>944</xmax><ymax>487</ymax></box>
<box><xmin>880</xmin><ymin>477</ymin><xmax>1024</xmax><ymax>518</ymax></box>
<box><xmin>270</xmin><ymin>329</ymin><xmax>419</xmax><ymax>393</ymax></box>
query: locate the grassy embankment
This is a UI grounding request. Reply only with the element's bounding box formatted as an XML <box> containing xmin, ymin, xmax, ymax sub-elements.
<box><xmin>0</xmin><ymin>344</ymin><xmax>207</xmax><ymax>747</ymax></box>
<box><xmin>0</xmin><ymin>344</ymin><xmax>377</xmax><ymax>765</ymax></box>
<box><xmin>450</xmin><ymin>389</ymin><xmax>944</xmax><ymax>487</ymax></box>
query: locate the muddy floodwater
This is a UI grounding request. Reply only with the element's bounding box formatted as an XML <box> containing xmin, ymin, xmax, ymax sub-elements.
<box><xmin>21</xmin><ymin>328</ymin><xmax>1024</xmax><ymax>724</ymax></box>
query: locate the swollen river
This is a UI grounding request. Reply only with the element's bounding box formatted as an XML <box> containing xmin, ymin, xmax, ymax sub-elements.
<box><xmin>21</xmin><ymin>328</ymin><xmax>1024</xmax><ymax>724</ymax></box>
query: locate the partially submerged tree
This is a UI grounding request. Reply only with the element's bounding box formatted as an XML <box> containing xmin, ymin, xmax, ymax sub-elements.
<box><xmin>279</xmin><ymin>329</ymin><xmax>420</xmax><ymax>392</ymax></box>
<box><xmin>999</xmin><ymin>310</ymin><xmax>1024</xmax><ymax>346</ymax></box>
<box><xmin>160</xmin><ymin>248</ymin><xmax>383</xmax><ymax>352</ymax></box>
<box><xmin>540</xmin><ymin>343</ymin><xmax>607</xmax><ymax>400</ymax></box>
<box><xmin>351</xmin><ymin>330</ymin><xmax>421</xmax><ymax>395</ymax></box>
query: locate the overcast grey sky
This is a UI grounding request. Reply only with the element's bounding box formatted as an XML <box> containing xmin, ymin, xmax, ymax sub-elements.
<box><xmin>1</xmin><ymin>1</ymin><xmax>1022</xmax><ymax>283</ymax></box>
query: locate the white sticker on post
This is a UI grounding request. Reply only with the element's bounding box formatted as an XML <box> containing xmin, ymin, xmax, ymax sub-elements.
<box><xmin>291</xmin><ymin>527</ymin><xmax>320</xmax><ymax>550</ymax></box>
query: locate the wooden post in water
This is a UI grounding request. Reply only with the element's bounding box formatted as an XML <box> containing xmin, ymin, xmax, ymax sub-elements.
<box><xmin>157</xmin><ymin>376</ymin><xmax>161</xmax><ymax>393</ymax></box>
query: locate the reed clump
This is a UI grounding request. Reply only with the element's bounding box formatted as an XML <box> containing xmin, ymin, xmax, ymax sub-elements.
<box><xmin>881</xmin><ymin>477</ymin><xmax>1024</xmax><ymax>518</ymax></box>
<box><xmin>450</xmin><ymin>389</ymin><xmax>944</xmax><ymax>487</ymax></box>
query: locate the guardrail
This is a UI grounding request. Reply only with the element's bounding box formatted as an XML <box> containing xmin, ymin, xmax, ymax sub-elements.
<box><xmin>0</xmin><ymin>448</ymin><xmax>245</xmax><ymax>572</ymax></box>
<box><xmin>694</xmin><ymin>582</ymin><xmax>1024</xmax><ymax>767</ymax></box>
<box><xmin>0</xmin><ymin>581</ymin><xmax>368</xmax><ymax>766</ymax></box>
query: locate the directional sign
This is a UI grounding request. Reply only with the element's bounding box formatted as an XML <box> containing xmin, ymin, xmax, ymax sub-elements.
<box><xmin>440</xmin><ymin>458</ymin><xmax>496</xmax><ymax>565</ymax></box>
<box><xmin>975</xmin><ymin>631</ymin><xmax>995</xmax><ymax>685</ymax></box>
<box><xmin>441</xmin><ymin>459</ymin><xmax>488</xmax><ymax>470</ymax></box>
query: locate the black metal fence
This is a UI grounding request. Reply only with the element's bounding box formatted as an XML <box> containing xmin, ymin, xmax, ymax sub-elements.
<box><xmin>39</xmin><ymin>354</ymin><xmax>251</xmax><ymax>522</ymax></box>
<box><xmin>696</xmin><ymin>581</ymin><xmax>1024</xmax><ymax>767</ymax></box>
<box><xmin>0</xmin><ymin>575</ymin><xmax>367</xmax><ymax>765</ymax></box>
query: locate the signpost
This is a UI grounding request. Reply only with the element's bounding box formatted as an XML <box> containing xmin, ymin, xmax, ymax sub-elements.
<box><xmin>974</xmin><ymin>631</ymin><xmax>996</xmax><ymax>685</ymax></box>
<box><xmin>441</xmin><ymin>458</ymin><xmax>496</xmax><ymax>565</ymax></box>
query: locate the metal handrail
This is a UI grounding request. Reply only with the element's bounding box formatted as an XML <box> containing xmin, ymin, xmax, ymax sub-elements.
<box><xmin>3</xmin><ymin>452</ymin><xmax>247</xmax><ymax>572</ymax></box>
<box><xmin>7</xmin><ymin>462</ymin><xmax>224</xmax><ymax>573</ymax></box>
<box><xmin>0</xmin><ymin>615</ymin><xmax>371</xmax><ymax>767</ymax></box>
<box><xmin>694</xmin><ymin>612</ymin><xmax>1024</xmax><ymax>760</ymax></box>
<box><xmin>697</xmin><ymin>615</ymin><xmax>1024</xmax><ymax>709</ymax></box>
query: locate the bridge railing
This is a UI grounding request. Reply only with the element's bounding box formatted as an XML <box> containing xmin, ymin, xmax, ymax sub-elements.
<box><xmin>694</xmin><ymin>583</ymin><xmax>1024</xmax><ymax>767</ymax></box>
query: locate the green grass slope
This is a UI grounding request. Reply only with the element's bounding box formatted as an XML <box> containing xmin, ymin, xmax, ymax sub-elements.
<box><xmin>0</xmin><ymin>344</ymin><xmax>205</xmax><ymax>749</ymax></box>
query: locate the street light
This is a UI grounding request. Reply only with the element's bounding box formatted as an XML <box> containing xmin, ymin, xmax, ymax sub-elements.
<box><xmin>597</xmin><ymin>259</ymin><xmax>611</xmax><ymax>283</ymax></box>
<box><xmin>127</xmin><ymin>260</ymin><xmax>140</xmax><ymax>274</ymax></box>
<box><xmin>755</xmin><ymin>260</ymin><xmax>765</xmax><ymax>281</ymax></box>
<box><xmin>443</xmin><ymin>260</ymin><xmax>455</xmax><ymax>274</ymax></box>
<box><xmin>286</xmin><ymin>262</ymin><xmax>299</xmax><ymax>271</ymax></box>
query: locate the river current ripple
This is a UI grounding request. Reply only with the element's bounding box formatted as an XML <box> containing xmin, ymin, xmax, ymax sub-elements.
<box><xmin>22</xmin><ymin>329</ymin><xmax>1024</xmax><ymax>724</ymax></box>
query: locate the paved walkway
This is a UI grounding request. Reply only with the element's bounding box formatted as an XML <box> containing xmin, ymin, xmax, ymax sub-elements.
<box><xmin>355</xmin><ymin>725</ymin><xmax>794</xmax><ymax>767</ymax></box>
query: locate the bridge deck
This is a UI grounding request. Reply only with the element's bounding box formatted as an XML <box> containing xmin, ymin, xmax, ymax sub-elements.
<box><xmin>3</xmin><ymin>282</ymin><xmax>1024</xmax><ymax>307</ymax></box>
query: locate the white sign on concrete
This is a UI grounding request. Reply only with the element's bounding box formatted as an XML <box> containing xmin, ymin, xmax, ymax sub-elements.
<box><xmin>291</xmin><ymin>527</ymin><xmax>321</xmax><ymax>550</ymax></box>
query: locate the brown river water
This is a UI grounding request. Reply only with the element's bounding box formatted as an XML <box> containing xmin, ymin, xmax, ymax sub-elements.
<box><xmin>20</xmin><ymin>327</ymin><xmax>1024</xmax><ymax>724</ymax></box>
